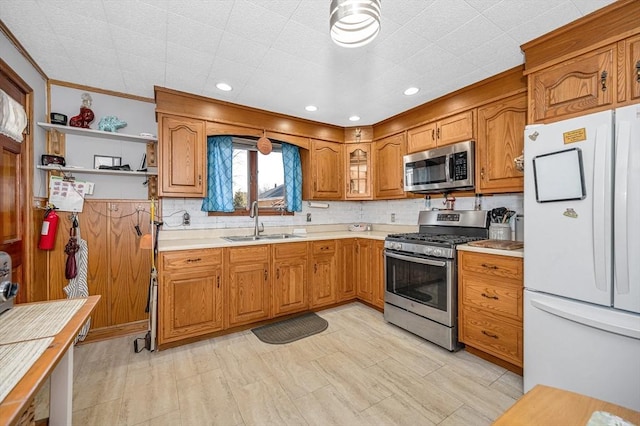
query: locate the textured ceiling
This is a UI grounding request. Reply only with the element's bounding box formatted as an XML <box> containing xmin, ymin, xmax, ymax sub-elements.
<box><xmin>0</xmin><ymin>0</ymin><xmax>616</xmax><ymax>126</ymax></box>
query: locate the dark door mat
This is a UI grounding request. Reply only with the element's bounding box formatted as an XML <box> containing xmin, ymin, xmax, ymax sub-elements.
<box><xmin>251</xmin><ymin>312</ymin><xmax>328</xmax><ymax>344</ymax></box>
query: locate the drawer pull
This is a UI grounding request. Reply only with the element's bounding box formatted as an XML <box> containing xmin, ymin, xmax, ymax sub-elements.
<box><xmin>481</xmin><ymin>263</ymin><xmax>498</xmax><ymax>270</ymax></box>
<box><xmin>600</xmin><ymin>70</ymin><xmax>608</xmax><ymax>91</ymax></box>
<box><xmin>217</xmin><ymin>276</ymin><xmax>220</xmax><ymax>288</ymax></box>
<box><xmin>481</xmin><ymin>293</ymin><xmax>499</xmax><ymax>300</ymax></box>
<box><xmin>264</xmin><ymin>270</ymin><xmax>268</xmax><ymax>281</ymax></box>
<box><xmin>482</xmin><ymin>330</ymin><xmax>499</xmax><ymax>339</ymax></box>
<box><xmin>186</xmin><ymin>258</ymin><xmax>202</xmax><ymax>263</ymax></box>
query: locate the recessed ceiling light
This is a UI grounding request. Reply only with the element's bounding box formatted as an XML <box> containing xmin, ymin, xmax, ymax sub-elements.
<box><xmin>404</xmin><ymin>87</ymin><xmax>419</xmax><ymax>96</ymax></box>
<box><xmin>216</xmin><ymin>82</ymin><xmax>232</xmax><ymax>91</ymax></box>
<box><xmin>349</xmin><ymin>115</ymin><xmax>361</xmax><ymax>122</ymax></box>
<box><xmin>305</xmin><ymin>105</ymin><xmax>318</xmax><ymax>112</ymax></box>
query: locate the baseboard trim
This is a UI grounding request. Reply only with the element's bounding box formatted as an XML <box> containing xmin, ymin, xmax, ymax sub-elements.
<box><xmin>79</xmin><ymin>320</ymin><xmax>148</xmax><ymax>345</ymax></box>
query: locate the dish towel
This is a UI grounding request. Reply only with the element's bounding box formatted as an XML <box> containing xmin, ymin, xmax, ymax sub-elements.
<box><xmin>0</xmin><ymin>88</ymin><xmax>27</xmax><ymax>142</ymax></box>
<box><xmin>63</xmin><ymin>228</ymin><xmax>91</xmax><ymax>343</ymax></box>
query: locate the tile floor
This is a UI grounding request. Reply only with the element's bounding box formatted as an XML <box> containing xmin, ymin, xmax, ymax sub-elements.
<box><xmin>35</xmin><ymin>303</ymin><xmax>523</xmax><ymax>425</ymax></box>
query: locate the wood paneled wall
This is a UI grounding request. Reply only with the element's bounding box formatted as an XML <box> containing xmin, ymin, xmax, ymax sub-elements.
<box><xmin>43</xmin><ymin>199</ymin><xmax>151</xmax><ymax>330</ymax></box>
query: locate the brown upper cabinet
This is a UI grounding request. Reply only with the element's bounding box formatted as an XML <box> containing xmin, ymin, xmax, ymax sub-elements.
<box><xmin>158</xmin><ymin>114</ymin><xmax>206</xmax><ymax>197</ymax></box>
<box><xmin>301</xmin><ymin>139</ymin><xmax>344</xmax><ymax>200</ymax></box>
<box><xmin>373</xmin><ymin>133</ymin><xmax>406</xmax><ymax>199</ymax></box>
<box><xmin>522</xmin><ymin>0</ymin><xmax>640</xmax><ymax>123</ymax></box>
<box><xmin>476</xmin><ymin>93</ymin><xmax>527</xmax><ymax>194</ymax></box>
<box><xmin>344</xmin><ymin>143</ymin><xmax>372</xmax><ymax>200</ymax></box>
<box><xmin>406</xmin><ymin>110</ymin><xmax>474</xmax><ymax>153</ymax></box>
<box><xmin>621</xmin><ymin>34</ymin><xmax>640</xmax><ymax>104</ymax></box>
<box><xmin>529</xmin><ymin>45</ymin><xmax>615</xmax><ymax>123</ymax></box>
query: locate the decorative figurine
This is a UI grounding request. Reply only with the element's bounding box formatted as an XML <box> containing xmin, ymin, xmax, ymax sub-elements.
<box><xmin>98</xmin><ymin>116</ymin><xmax>127</xmax><ymax>132</ymax></box>
<box><xmin>69</xmin><ymin>93</ymin><xmax>94</xmax><ymax>128</ymax></box>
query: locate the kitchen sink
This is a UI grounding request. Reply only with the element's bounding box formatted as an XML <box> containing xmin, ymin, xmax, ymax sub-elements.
<box><xmin>222</xmin><ymin>233</ymin><xmax>300</xmax><ymax>242</ymax></box>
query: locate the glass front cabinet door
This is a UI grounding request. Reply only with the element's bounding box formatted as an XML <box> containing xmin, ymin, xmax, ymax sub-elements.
<box><xmin>345</xmin><ymin>143</ymin><xmax>372</xmax><ymax>199</ymax></box>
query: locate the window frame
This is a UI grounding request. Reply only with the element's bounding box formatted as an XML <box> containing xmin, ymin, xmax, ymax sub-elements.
<box><xmin>208</xmin><ymin>146</ymin><xmax>292</xmax><ymax>217</ymax></box>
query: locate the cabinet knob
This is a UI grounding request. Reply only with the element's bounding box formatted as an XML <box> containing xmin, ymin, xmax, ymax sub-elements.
<box><xmin>217</xmin><ymin>276</ymin><xmax>220</xmax><ymax>288</ymax></box>
<box><xmin>264</xmin><ymin>269</ymin><xmax>268</xmax><ymax>281</ymax></box>
<box><xmin>600</xmin><ymin>70</ymin><xmax>608</xmax><ymax>91</ymax></box>
<box><xmin>481</xmin><ymin>330</ymin><xmax>499</xmax><ymax>339</ymax></box>
<box><xmin>314</xmin><ymin>264</ymin><xmax>318</xmax><ymax>273</ymax></box>
<box><xmin>276</xmin><ymin>268</ymin><xmax>280</xmax><ymax>279</ymax></box>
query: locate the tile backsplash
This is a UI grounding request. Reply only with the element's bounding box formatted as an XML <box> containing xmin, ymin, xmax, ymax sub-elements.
<box><xmin>161</xmin><ymin>193</ymin><xmax>523</xmax><ymax>231</ymax></box>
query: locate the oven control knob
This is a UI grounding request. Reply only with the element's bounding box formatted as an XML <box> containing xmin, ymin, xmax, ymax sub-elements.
<box><xmin>423</xmin><ymin>246</ymin><xmax>433</xmax><ymax>255</ymax></box>
<box><xmin>433</xmin><ymin>248</ymin><xmax>444</xmax><ymax>257</ymax></box>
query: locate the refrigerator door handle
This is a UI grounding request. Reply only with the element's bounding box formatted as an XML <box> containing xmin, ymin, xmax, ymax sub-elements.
<box><xmin>614</xmin><ymin>121</ymin><xmax>631</xmax><ymax>296</ymax></box>
<box><xmin>591</xmin><ymin>123</ymin><xmax>611</xmax><ymax>293</ymax></box>
<box><xmin>531</xmin><ymin>298</ymin><xmax>640</xmax><ymax>339</ymax></box>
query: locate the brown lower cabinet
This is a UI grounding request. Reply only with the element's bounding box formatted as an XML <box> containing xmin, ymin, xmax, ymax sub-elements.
<box><xmin>227</xmin><ymin>245</ymin><xmax>271</xmax><ymax>328</ymax></box>
<box><xmin>309</xmin><ymin>240</ymin><xmax>338</xmax><ymax>308</ymax></box>
<box><xmin>158</xmin><ymin>248</ymin><xmax>224</xmax><ymax>345</ymax></box>
<box><xmin>158</xmin><ymin>238</ymin><xmax>385</xmax><ymax>348</ymax></box>
<box><xmin>357</xmin><ymin>239</ymin><xmax>385</xmax><ymax>309</ymax></box>
<box><xmin>458</xmin><ymin>250</ymin><xmax>524</xmax><ymax>372</ymax></box>
<box><xmin>272</xmin><ymin>242</ymin><xmax>308</xmax><ymax>316</ymax></box>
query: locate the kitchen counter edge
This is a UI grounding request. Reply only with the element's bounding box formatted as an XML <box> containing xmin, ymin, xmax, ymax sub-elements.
<box><xmin>457</xmin><ymin>243</ymin><xmax>524</xmax><ymax>258</ymax></box>
<box><xmin>158</xmin><ymin>231</ymin><xmax>390</xmax><ymax>252</ymax></box>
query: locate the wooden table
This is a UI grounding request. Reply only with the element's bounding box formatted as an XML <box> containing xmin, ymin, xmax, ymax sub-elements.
<box><xmin>493</xmin><ymin>384</ymin><xmax>640</xmax><ymax>426</ymax></box>
<box><xmin>0</xmin><ymin>296</ymin><xmax>100</xmax><ymax>426</ymax></box>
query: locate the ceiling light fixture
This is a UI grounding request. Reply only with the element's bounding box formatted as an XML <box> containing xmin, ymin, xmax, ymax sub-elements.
<box><xmin>216</xmin><ymin>82</ymin><xmax>232</xmax><ymax>91</ymax></box>
<box><xmin>330</xmin><ymin>0</ymin><xmax>381</xmax><ymax>48</ymax></box>
<box><xmin>305</xmin><ymin>105</ymin><xmax>318</xmax><ymax>112</ymax></box>
<box><xmin>349</xmin><ymin>115</ymin><xmax>361</xmax><ymax>122</ymax></box>
<box><xmin>404</xmin><ymin>87</ymin><xmax>420</xmax><ymax>96</ymax></box>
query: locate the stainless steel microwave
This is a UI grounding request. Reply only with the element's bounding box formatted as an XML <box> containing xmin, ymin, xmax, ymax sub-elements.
<box><xmin>404</xmin><ymin>140</ymin><xmax>475</xmax><ymax>193</ymax></box>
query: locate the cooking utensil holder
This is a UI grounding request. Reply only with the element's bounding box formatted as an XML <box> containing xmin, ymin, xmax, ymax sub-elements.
<box><xmin>489</xmin><ymin>223</ymin><xmax>512</xmax><ymax>241</ymax></box>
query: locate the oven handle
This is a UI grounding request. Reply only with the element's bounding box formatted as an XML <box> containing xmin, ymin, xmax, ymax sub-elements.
<box><xmin>384</xmin><ymin>250</ymin><xmax>447</xmax><ymax>267</ymax></box>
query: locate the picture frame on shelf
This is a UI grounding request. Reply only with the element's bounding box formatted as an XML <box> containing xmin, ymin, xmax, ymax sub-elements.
<box><xmin>94</xmin><ymin>155</ymin><xmax>122</xmax><ymax>169</ymax></box>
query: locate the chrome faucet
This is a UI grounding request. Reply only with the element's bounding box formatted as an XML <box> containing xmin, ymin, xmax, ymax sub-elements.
<box><xmin>249</xmin><ymin>201</ymin><xmax>264</xmax><ymax>237</ymax></box>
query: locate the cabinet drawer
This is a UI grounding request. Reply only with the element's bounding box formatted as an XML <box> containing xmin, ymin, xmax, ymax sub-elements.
<box><xmin>461</xmin><ymin>308</ymin><xmax>522</xmax><ymax>367</ymax></box>
<box><xmin>459</xmin><ymin>251</ymin><xmax>523</xmax><ymax>280</ymax></box>
<box><xmin>311</xmin><ymin>240</ymin><xmax>337</xmax><ymax>255</ymax></box>
<box><xmin>161</xmin><ymin>248</ymin><xmax>222</xmax><ymax>270</ymax></box>
<box><xmin>273</xmin><ymin>241</ymin><xmax>308</xmax><ymax>258</ymax></box>
<box><xmin>461</xmin><ymin>275</ymin><xmax>522</xmax><ymax>321</ymax></box>
<box><xmin>228</xmin><ymin>245</ymin><xmax>269</xmax><ymax>263</ymax></box>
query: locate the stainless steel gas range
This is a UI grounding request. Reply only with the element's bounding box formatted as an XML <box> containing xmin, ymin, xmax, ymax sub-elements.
<box><xmin>383</xmin><ymin>210</ymin><xmax>489</xmax><ymax>351</ymax></box>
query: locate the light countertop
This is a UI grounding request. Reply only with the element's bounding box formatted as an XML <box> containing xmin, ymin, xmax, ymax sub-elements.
<box><xmin>157</xmin><ymin>224</ymin><xmax>415</xmax><ymax>252</ymax></box>
<box><xmin>457</xmin><ymin>243</ymin><xmax>524</xmax><ymax>258</ymax></box>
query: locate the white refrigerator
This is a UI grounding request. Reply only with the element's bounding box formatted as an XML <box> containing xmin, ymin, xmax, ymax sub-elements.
<box><xmin>523</xmin><ymin>104</ymin><xmax>640</xmax><ymax>411</ymax></box>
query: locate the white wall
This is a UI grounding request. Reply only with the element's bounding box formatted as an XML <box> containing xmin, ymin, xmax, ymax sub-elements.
<box><xmin>161</xmin><ymin>193</ymin><xmax>523</xmax><ymax>231</ymax></box>
<box><xmin>0</xmin><ymin>29</ymin><xmax>48</xmax><ymax>198</ymax></box>
<box><xmin>48</xmin><ymin>85</ymin><xmax>156</xmax><ymax>199</ymax></box>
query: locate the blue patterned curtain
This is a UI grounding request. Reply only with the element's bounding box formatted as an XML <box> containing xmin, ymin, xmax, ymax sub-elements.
<box><xmin>281</xmin><ymin>143</ymin><xmax>302</xmax><ymax>212</ymax></box>
<box><xmin>201</xmin><ymin>135</ymin><xmax>234</xmax><ymax>212</ymax></box>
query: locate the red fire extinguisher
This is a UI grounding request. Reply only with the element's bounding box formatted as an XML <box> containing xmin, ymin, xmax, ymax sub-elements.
<box><xmin>38</xmin><ymin>206</ymin><xmax>59</xmax><ymax>250</ymax></box>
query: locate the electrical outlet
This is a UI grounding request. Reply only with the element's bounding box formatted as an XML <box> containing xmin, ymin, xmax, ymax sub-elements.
<box><xmin>391</xmin><ymin>213</ymin><xmax>396</xmax><ymax>223</ymax></box>
<box><xmin>306</xmin><ymin>213</ymin><xmax>312</xmax><ymax>222</ymax></box>
<box><xmin>182</xmin><ymin>212</ymin><xmax>191</xmax><ymax>226</ymax></box>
